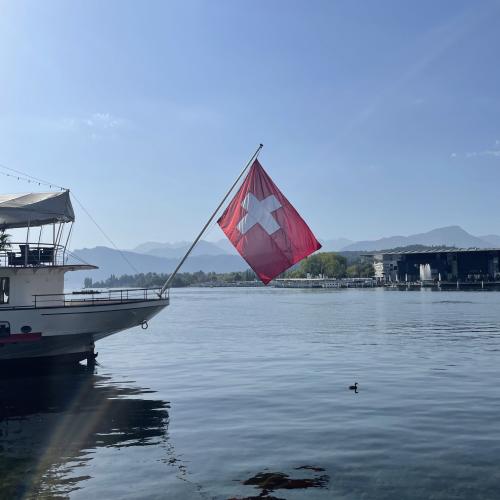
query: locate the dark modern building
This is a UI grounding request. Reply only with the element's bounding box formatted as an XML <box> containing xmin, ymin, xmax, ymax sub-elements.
<box><xmin>369</xmin><ymin>248</ymin><xmax>500</xmax><ymax>284</ymax></box>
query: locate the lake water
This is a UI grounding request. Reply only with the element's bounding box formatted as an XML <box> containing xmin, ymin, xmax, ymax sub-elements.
<box><xmin>2</xmin><ymin>288</ymin><xmax>500</xmax><ymax>499</ymax></box>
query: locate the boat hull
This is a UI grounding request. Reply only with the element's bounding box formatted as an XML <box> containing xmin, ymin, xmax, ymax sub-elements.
<box><xmin>0</xmin><ymin>298</ymin><xmax>168</xmax><ymax>363</ymax></box>
<box><xmin>0</xmin><ymin>335</ymin><xmax>94</xmax><ymax>367</ymax></box>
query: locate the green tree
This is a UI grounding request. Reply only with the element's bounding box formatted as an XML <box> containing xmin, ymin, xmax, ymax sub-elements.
<box><xmin>346</xmin><ymin>260</ymin><xmax>374</xmax><ymax>278</ymax></box>
<box><xmin>297</xmin><ymin>252</ymin><xmax>347</xmax><ymax>278</ymax></box>
<box><xmin>0</xmin><ymin>230</ymin><xmax>11</xmax><ymax>251</ymax></box>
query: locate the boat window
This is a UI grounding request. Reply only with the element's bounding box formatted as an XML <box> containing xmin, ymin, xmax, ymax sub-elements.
<box><xmin>0</xmin><ymin>277</ymin><xmax>9</xmax><ymax>304</ymax></box>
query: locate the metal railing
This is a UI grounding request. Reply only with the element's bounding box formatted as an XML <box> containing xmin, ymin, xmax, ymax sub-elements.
<box><xmin>0</xmin><ymin>242</ymin><xmax>66</xmax><ymax>267</ymax></box>
<box><xmin>32</xmin><ymin>287</ymin><xmax>168</xmax><ymax>308</ymax></box>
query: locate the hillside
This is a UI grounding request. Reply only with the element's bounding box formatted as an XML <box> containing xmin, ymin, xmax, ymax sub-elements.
<box><xmin>67</xmin><ymin>246</ymin><xmax>247</xmax><ymax>286</ymax></box>
<box><xmin>341</xmin><ymin>226</ymin><xmax>491</xmax><ymax>251</ymax></box>
<box><xmin>66</xmin><ymin>226</ymin><xmax>500</xmax><ymax>287</ymax></box>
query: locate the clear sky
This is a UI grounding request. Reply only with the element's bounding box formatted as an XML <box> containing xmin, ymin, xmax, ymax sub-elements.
<box><xmin>1</xmin><ymin>0</ymin><xmax>500</xmax><ymax>250</ymax></box>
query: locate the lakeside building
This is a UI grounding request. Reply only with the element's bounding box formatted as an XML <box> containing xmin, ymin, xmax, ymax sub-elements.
<box><xmin>368</xmin><ymin>248</ymin><xmax>500</xmax><ymax>285</ymax></box>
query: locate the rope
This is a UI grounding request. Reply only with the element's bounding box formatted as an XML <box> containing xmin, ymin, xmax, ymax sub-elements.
<box><xmin>65</xmin><ymin>249</ymin><xmax>92</xmax><ymax>266</ymax></box>
<box><xmin>0</xmin><ymin>163</ymin><xmax>67</xmax><ymax>190</ymax></box>
<box><xmin>71</xmin><ymin>192</ymin><xmax>139</xmax><ymax>274</ymax></box>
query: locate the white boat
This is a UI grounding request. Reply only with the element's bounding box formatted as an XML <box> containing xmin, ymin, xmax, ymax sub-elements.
<box><xmin>0</xmin><ymin>191</ymin><xmax>169</xmax><ymax>366</ymax></box>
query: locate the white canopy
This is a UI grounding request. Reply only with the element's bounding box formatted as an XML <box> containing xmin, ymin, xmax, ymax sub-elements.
<box><xmin>0</xmin><ymin>191</ymin><xmax>75</xmax><ymax>229</ymax></box>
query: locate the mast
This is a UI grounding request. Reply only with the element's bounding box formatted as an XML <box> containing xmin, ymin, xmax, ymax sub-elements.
<box><xmin>159</xmin><ymin>144</ymin><xmax>263</xmax><ymax>295</ymax></box>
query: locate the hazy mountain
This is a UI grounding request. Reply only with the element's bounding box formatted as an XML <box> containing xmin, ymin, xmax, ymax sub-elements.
<box><xmin>320</xmin><ymin>238</ymin><xmax>354</xmax><ymax>252</ymax></box>
<box><xmin>133</xmin><ymin>241</ymin><xmax>186</xmax><ymax>253</ymax></box>
<box><xmin>137</xmin><ymin>237</ymin><xmax>352</xmax><ymax>257</ymax></box>
<box><xmin>479</xmin><ymin>234</ymin><xmax>500</xmax><ymax>247</ymax></box>
<box><xmin>67</xmin><ymin>246</ymin><xmax>247</xmax><ymax>286</ymax></box>
<box><xmin>341</xmin><ymin>226</ymin><xmax>491</xmax><ymax>251</ymax></box>
<box><xmin>212</xmin><ymin>238</ymin><xmax>239</xmax><ymax>255</ymax></box>
<box><xmin>133</xmin><ymin>240</ymin><xmax>228</xmax><ymax>258</ymax></box>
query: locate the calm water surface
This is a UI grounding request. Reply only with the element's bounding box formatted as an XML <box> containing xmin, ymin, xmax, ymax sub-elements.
<box><xmin>2</xmin><ymin>288</ymin><xmax>500</xmax><ymax>499</ymax></box>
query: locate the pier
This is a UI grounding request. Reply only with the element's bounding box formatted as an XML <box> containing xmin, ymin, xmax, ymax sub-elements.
<box><xmin>272</xmin><ymin>277</ymin><xmax>375</xmax><ymax>289</ymax></box>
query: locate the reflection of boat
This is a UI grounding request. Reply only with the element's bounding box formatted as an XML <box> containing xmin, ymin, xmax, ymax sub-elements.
<box><xmin>0</xmin><ymin>366</ymin><xmax>170</xmax><ymax>498</ymax></box>
<box><xmin>0</xmin><ymin>191</ymin><xmax>169</xmax><ymax>364</ymax></box>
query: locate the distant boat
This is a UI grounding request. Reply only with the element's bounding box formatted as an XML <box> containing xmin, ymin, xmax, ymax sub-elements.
<box><xmin>0</xmin><ymin>191</ymin><xmax>168</xmax><ymax>366</ymax></box>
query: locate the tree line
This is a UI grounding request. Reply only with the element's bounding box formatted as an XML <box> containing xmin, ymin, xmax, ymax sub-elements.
<box><xmin>84</xmin><ymin>252</ymin><xmax>374</xmax><ymax>288</ymax></box>
<box><xmin>288</xmin><ymin>252</ymin><xmax>373</xmax><ymax>278</ymax></box>
<box><xmin>84</xmin><ymin>269</ymin><xmax>259</xmax><ymax>289</ymax></box>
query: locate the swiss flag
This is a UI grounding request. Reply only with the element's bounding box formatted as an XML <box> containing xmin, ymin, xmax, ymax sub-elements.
<box><xmin>218</xmin><ymin>159</ymin><xmax>321</xmax><ymax>284</ymax></box>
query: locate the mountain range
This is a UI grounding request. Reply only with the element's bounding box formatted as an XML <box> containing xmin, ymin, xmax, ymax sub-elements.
<box><xmin>338</xmin><ymin>226</ymin><xmax>496</xmax><ymax>251</ymax></box>
<box><xmin>68</xmin><ymin>246</ymin><xmax>247</xmax><ymax>286</ymax></box>
<box><xmin>132</xmin><ymin>239</ymin><xmax>237</xmax><ymax>258</ymax></box>
<box><xmin>68</xmin><ymin>226</ymin><xmax>500</xmax><ymax>286</ymax></box>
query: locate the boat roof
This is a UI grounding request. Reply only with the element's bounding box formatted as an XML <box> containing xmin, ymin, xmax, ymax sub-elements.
<box><xmin>0</xmin><ymin>191</ymin><xmax>75</xmax><ymax>229</ymax></box>
<box><xmin>0</xmin><ymin>264</ymin><xmax>98</xmax><ymax>273</ymax></box>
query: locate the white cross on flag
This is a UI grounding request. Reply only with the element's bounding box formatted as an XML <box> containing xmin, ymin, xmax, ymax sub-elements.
<box><xmin>218</xmin><ymin>159</ymin><xmax>321</xmax><ymax>284</ymax></box>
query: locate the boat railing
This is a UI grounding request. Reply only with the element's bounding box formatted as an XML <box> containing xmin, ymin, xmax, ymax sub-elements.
<box><xmin>32</xmin><ymin>287</ymin><xmax>168</xmax><ymax>308</ymax></box>
<box><xmin>0</xmin><ymin>242</ymin><xmax>66</xmax><ymax>267</ymax></box>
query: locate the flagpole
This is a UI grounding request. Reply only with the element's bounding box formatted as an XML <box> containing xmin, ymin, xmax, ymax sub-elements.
<box><xmin>159</xmin><ymin>143</ymin><xmax>263</xmax><ymax>295</ymax></box>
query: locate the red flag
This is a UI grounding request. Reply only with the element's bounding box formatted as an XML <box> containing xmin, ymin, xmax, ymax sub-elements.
<box><xmin>218</xmin><ymin>159</ymin><xmax>321</xmax><ymax>284</ymax></box>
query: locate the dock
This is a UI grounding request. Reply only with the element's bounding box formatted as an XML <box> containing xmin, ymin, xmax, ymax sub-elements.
<box><xmin>272</xmin><ymin>278</ymin><xmax>376</xmax><ymax>289</ymax></box>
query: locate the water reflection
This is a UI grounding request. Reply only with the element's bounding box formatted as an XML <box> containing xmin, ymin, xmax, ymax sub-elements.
<box><xmin>0</xmin><ymin>366</ymin><xmax>170</xmax><ymax>499</ymax></box>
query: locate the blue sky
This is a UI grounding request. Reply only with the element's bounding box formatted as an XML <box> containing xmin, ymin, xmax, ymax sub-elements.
<box><xmin>1</xmin><ymin>0</ymin><xmax>500</xmax><ymax>249</ymax></box>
